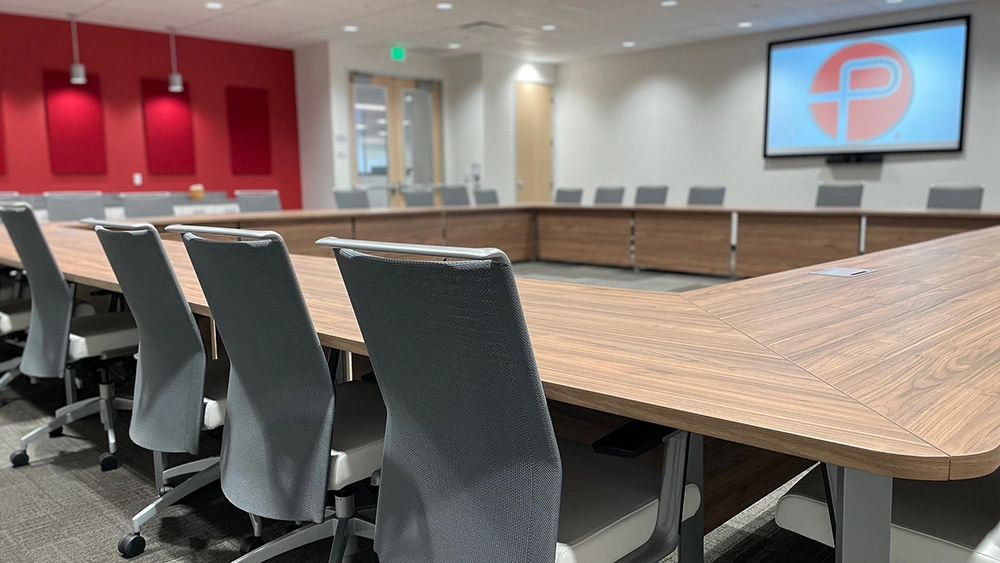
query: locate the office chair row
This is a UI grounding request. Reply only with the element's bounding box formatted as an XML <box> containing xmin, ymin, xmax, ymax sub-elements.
<box><xmin>334</xmin><ymin>185</ymin><xmax>498</xmax><ymax>210</ymax></box>
<box><xmin>815</xmin><ymin>183</ymin><xmax>985</xmax><ymax>210</ymax></box>
<box><xmin>554</xmin><ymin>186</ymin><xmax>725</xmax><ymax>206</ymax></box>
<box><xmin>0</xmin><ymin>190</ymin><xmax>282</xmax><ymax>221</ymax></box>
<box><xmin>0</xmin><ymin>203</ymin><xmax>701</xmax><ymax>562</ymax></box>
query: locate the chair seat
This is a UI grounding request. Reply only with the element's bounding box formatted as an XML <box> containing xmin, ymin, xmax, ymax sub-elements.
<box><xmin>775</xmin><ymin>465</ymin><xmax>1000</xmax><ymax>563</ymax></box>
<box><xmin>328</xmin><ymin>379</ymin><xmax>387</xmax><ymax>491</ymax></box>
<box><xmin>68</xmin><ymin>312</ymin><xmax>139</xmax><ymax>362</ymax></box>
<box><xmin>202</xmin><ymin>359</ymin><xmax>230</xmax><ymax>430</ymax></box>
<box><xmin>555</xmin><ymin>439</ymin><xmax>701</xmax><ymax>563</ymax></box>
<box><xmin>0</xmin><ymin>298</ymin><xmax>31</xmax><ymax>334</ymax></box>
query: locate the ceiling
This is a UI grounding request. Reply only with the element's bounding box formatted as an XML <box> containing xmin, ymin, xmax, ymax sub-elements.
<box><xmin>0</xmin><ymin>0</ymin><xmax>971</xmax><ymax>63</ymax></box>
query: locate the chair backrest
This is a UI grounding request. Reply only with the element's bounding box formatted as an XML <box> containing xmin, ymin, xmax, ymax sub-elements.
<box><xmin>93</xmin><ymin>222</ymin><xmax>206</xmax><ymax>454</ymax></box>
<box><xmin>688</xmin><ymin>186</ymin><xmax>726</xmax><ymax>206</ymax></box>
<box><xmin>174</xmin><ymin>226</ymin><xmax>334</xmax><ymax>524</ymax></box>
<box><xmin>122</xmin><ymin>192</ymin><xmax>175</xmax><ymax>218</ymax></box>
<box><xmin>635</xmin><ymin>186</ymin><xmax>669</xmax><ymax>205</ymax></box>
<box><xmin>554</xmin><ymin>188</ymin><xmax>583</xmax><ymax>204</ymax></box>
<box><xmin>366</xmin><ymin>186</ymin><xmax>392</xmax><ymax>209</ymax></box>
<box><xmin>440</xmin><ymin>186</ymin><xmax>471</xmax><ymax>206</ymax></box>
<box><xmin>816</xmin><ymin>183</ymin><xmax>864</xmax><ymax>207</ymax></box>
<box><xmin>594</xmin><ymin>186</ymin><xmax>625</xmax><ymax>205</ymax></box>
<box><xmin>0</xmin><ymin>205</ymin><xmax>73</xmax><ymax>379</ymax></box>
<box><xmin>235</xmin><ymin>190</ymin><xmax>282</xmax><ymax>212</ymax></box>
<box><xmin>473</xmin><ymin>189</ymin><xmax>499</xmax><ymax>206</ymax></box>
<box><xmin>327</xmin><ymin>239</ymin><xmax>561</xmax><ymax>562</ymax></box>
<box><xmin>927</xmin><ymin>185</ymin><xmax>984</xmax><ymax>210</ymax></box>
<box><xmin>333</xmin><ymin>190</ymin><xmax>370</xmax><ymax>210</ymax></box>
<box><xmin>404</xmin><ymin>189</ymin><xmax>435</xmax><ymax>207</ymax></box>
<box><xmin>44</xmin><ymin>191</ymin><xmax>106</xmax><ymax>221</ymax></box>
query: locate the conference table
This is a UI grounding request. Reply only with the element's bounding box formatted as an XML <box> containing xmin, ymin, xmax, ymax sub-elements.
<box><xmin>5</xmin><ymin>204</ymin><xmax>1000</xmax><ymax>563</ymax></box>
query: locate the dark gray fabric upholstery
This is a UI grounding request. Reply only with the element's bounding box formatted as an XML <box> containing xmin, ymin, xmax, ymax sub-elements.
<box><xmin>440</xmin><ymin>186</ymin><xmax>471</xmax><ymax>206</ymax></box>
<box><xmin>927</xmin><ymin>186</ymin><xmax>984</xmax><ymax>210</ymax></box>
<box><xmin>236</xmin><ymin>190</ymin><xmax>282</xmax><ymax>212</ymax></box>
<box><xmin>635</xmin><ymin>186</ymin><xmax>669</xmax><ymax>205</ymax></box>
<box><xmin>95</xmin><ymin>227</ymin><xmax>207</xmax><ymax>454</ymax></box>
<box><xmin>816</xmin><ymin>184</ymin><xmax>863</xmax><ymax>207</ymax></box>
<box><xmin>334</xmin><ymin>191</ymin><xmax>370</xmax><ymax>210</ymax></box>
<box><xmin>122</xmin><ymin>194</ymin><xmax>174</xmax><ymax>218</ymax></box>
<box><xmin>45</xmin><ymin>192</ymin><xmax>106</xmax><ymax>221</ymax></box>
<box><xmin>335</xmin><ymin>250</ymin><xmax>561</xmax><ymax>562</ymax></box>
<box><xmin>0</xmin><ymin>207</ymin><xmax>72</xmax><ymax>379</ymax></box>
<box><xmin>687</xmin><ymin>186</ymin><xmax>725</xmax><ymax>205</ymax></box>
<box><xmin>594</xmin><ymin>186</ymin><xmax>625</xmax><ymax>205</ymax></box>
<box><xmin>473</xmin><ymin>190</ymin><xmax>499</xmax><ymax>206</ymax></box>
<box><xmin>182</xmin><ymin>234</ymin><xmax>334</xmax><ymax>524</ymax></box>
<box><xmin>404</xmin><ymin>190</ymin><xmax>435</xmax><ymax>207</ymax></box>
<box><xmin>554</xmin><ymin>188</ymin><xmax>583</xmax><ymax>204</ymax></box>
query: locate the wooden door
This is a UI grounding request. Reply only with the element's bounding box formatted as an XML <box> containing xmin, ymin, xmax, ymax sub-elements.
<box><xmin>516</xmin><ymin>82</ymin><xmax>553</xmax><ymax>203</ymax></box>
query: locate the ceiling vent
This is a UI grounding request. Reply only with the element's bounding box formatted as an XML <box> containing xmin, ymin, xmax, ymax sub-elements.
<box><xmin>460</xmin><ymin>20</ymin><xmax>511</xmax><ymax>39</ymax></box>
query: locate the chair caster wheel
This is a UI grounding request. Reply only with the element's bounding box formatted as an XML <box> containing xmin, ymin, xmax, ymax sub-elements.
<box><xmin>10</xmin><ymin>450</ymin><xmax>28</xmax><ymax>468</ymax></box>
<box><xmin>118</xmin><ymin>533</ymin><xmax>146</xmax><ymax>558</ymax></box>
<box><xmin>48</xmin><ymin>427</ymin><xmax>63</xmax><ymax>438</ymax></box>
<box><xmin>99</xmin><ymin>453</ymin><xmax>118</xmax><ymax>472</ymax></box>
<box><xmin>240</xmin><ymin>536</ymin><xmax>265</xmax><ymax>555</ymax></box>
<box><xmin>157</xmin><ymin>485</ymin><xmax>173</xmax><ymax>497</ymax></box>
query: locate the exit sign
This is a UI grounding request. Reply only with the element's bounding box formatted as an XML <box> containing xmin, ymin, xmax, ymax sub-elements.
<box><xmin>390</xmin><ymin>46</ymin><xmax>406</xmax><ymax>62</ymax></box>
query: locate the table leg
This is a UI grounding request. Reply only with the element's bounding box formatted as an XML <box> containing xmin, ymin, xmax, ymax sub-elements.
<box><xmin>678</xmin><ymin>433</ymin><xmax>704</xmax><ymax>563</ymax></box>
<box><xmin>834</xmin><ymin>466</ymin><xmax>892</xmax><ymax>563</ymax></box>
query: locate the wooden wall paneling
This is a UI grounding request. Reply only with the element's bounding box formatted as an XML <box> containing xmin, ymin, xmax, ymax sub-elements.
<box><xmin>634</xmin><ymin>210</ymin><xmax>732</xmax><ymax>276</ymax></box>
<box><xmin>238</xmin><ymin>218</ymin><xmax>353</xmax><ymax>257</ymax></box>
<box><xmin>536</xmin><ymin>209</ymin><xmax>633</xmax><ymax>267</ymax></box>
<box><xmin>444</xmin><ymin>210</ymin><xmax>534</xmax><ymax>262</ymax></box>
<box><xmin>865</xmin><ymin>215</ymin><xmax>1000</xmax><ymax>254</ymax></box>
<box><xmin>736</xmin><ymin>212</ymin><xmax>860</xmax><ymax>277</ymax></box>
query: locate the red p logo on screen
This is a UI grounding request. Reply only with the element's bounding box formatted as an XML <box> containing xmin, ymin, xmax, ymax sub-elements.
<box><xmin>809</xmin><ymin>42</ymin><xmax>913</xmax><ymax>142</ymax></box>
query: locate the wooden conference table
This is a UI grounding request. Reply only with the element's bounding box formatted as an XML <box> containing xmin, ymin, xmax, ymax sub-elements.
<box><xmin>4</xmin><ymin>204</ymin><xmax>1000</xmax><ymax>563</ymax></box>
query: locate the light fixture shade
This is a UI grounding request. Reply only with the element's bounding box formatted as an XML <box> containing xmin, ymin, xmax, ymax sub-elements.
<box><xmin>70</xmin><ymin>62</ymin><xmax>87</xmax><ymax>85</ymax></box>
<box><xmin>168</xmin><ymin>72</ymin><xmax>184</xmax><ymax>93</ymax></box>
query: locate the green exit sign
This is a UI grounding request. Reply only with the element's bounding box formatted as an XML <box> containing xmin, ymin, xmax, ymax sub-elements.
<box><xmin>390</xmin><ymin>46</ymin><xmax>406</xmax><ymax>62</ymax></box>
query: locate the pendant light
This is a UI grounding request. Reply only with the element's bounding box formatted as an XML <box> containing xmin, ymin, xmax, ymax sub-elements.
<box><xmin>69</xmin><ymin>14</ymin><xmax>86</xmax><ymax>85</ymax></box>
<box><xmin>168</xmin><ymin>27</ymin><xmax>183</xmax><ymax>93</ymax></box>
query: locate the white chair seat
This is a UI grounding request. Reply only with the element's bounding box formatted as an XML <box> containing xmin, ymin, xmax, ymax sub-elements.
<box><xmin>202</xmin><ymin>359</ymin><xmax>230</xmax><ymax>430</ymax></box>
<box><xmin>68</xmin><ymin>312</ymin><xmax>139</xmax><ymax>362</ymax></box>
<box><xmin>328</xmin><ymin>379</ymin><xmax>387</xmax><ymax>491</ymax></box>
<box><xmin>0</xmin><ymin>298</ymin><xmax>31</xmax><ymax>334</ymax></box>
<box><xmin>775</xmin><ymin>465</ymin><xmax>1000</xmax><ymax>563</ymax></box>
<box><xmin>555</xmin><ymin>439</ymin><xmax>701</xmax><ymax>563</ymax></box>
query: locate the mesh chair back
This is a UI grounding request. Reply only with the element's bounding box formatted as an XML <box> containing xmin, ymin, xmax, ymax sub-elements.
<box><xmin>366</xmin><ymin>187</ymin><xmax>392</xmax><ymax>209</ymax></box>
<box><xmin>635</xmin><ymin>186</ymin><xmax>669</xmax><ymax>205</ymax></box>
<box><xmin>95</xmin><ymin>225</ymin><xmax>206</xmax><ymax>454</ymax></box>
<box><xmin>927</xmin><ymin>185</ymin><xmax>984</xmax><ymax>210</ymax></box>
<box><xmin>688</xmin><ymin>186</ymin><xmax>726</xmax><ymax>205</ymax></box>
<box><xmin>404</xmin><ymin>190</ymin><xmax>435</xmax><ymax>207</ymax></box>
<box><xmin>554</xmin><ymin>188</ymin><xmax>583</xmax><ymax>204</ymax></box>
<box><xmin>473</xmin><ymin>189</ymin><xmax>499</xmax><ymax>206</ymax></box>
<box><xmin>45</xmin><ymin>192</ymin><xmax>106</xmax><ymax>221</ymax></box>
<box><xmin>0</xmin><ymin>206</ymin><xmax>72</xmax><ymax>379</ymax></box>
<box><xmin>334</xmin><ymin>190</ymin><xmax>370</xmax><ymax>210</ymax></box>
<box><xmin>440</xmin><ymin>186</ymin><xmax>471</xmax><ymax>206</ymax></box>
<box><xmin>594</xmin><ymin>186</ymin><xmax>625</xmax><ymax>205</ymax></box>
<box><xmin>335</xmin><ymin>247</ymin><xmax>561</xmax><ymax>562</ymax></box>
<box><xmin>816</xmin><ymin>184</ymin><xmax>864</xmax><ymax>207</ymax></box>
<box><xmin>236</xmin><ymin>190</ymin><xmax>282</xmax><ymax>212</ymax></box>
<box><xmin>181</xmin><ymin>232</ymin><xmax>334</xmax><ymax>523</ymax></box>
<box><xmin>122</xmin><ymin>193</ymin><xmax>174</xmax><ymax>218</ymax></box>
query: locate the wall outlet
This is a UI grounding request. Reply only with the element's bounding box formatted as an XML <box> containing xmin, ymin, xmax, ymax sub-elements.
<box><xmin>133</xmin><ymin>173</ymin><xmax>143</xmax><ymax>186</ymax></box>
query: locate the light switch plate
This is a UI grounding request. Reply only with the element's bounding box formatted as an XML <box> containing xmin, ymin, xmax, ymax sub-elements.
<box><xmin>132</xmin><ymin>173</ymin><xmax>143</xmax><ymax>186</ymax></box>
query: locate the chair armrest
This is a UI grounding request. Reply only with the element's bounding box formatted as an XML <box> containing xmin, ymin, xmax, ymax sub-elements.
<box><xmin>592</xmin><ymin>420</ymin><xmax>679</xmax><ymax>459</ymax></box>
<box><xmin>100</xmin><ymin>345</ymin><xmax>140</xmax><ymax>361</ymax></box>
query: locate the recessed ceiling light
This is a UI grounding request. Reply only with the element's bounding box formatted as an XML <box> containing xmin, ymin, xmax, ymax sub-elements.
<box><xmin>542</xmin><ymin>24</ymin><xmax>557</xmax><ymax>31</ymax></box>
<box><xmin>343</xmin><ymin>25</ymin><xmax>358</xmax><ymax>32</ymax></box>
<box><xmin>377</xmin><ymin>118</ymin><xmax>387</xmax><ymax>125</ymax></box>
<box><xmin>437</xmin><ymin>2</ymin><xmax>453</xmax><ymax>9</ymax></box>
<box><xmin>448</xmin><ymin>43</ymin><xmax>462</xmax><ymax>49</ymax></box>
<box><xmin>355</xmin><ymin>124</ymin><xmax>366</xmax><ymax>130</ymax></box>
<box><xmin>378</xmin><ymin>130</ymin><xmax>387</xmax><ymax>137</ymax></box>
<box><xmin>622</xmin><ymin>41</ymin><xmax>637</xmax><ymax>48</ymax></box>
<box><xmin>205</xmin><ymin>1</ymin><xmax>223</xmax><ymax>9</ymax></box>
<box><xmin>738</xmin><ymin>21</ymin><xmax>753</xmax><ymax>28</ymax></box>
<box><xmin>661</xmin><ymin>0</ymin><xmax>678</xmax><ymax>6</ymax></box>
<box><xmin>885</xmin><ymin>0</ymin><xmax>903</xmax><ymax>3</ymax></box>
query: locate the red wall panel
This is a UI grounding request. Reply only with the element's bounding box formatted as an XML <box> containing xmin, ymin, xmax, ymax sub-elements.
<box><xmin>226</xmin><ymin>86</ymin><xmax>272</xmax><ymax>175</ymax></box>
<box><xmin>0</xmin><ymin>14</ymin><xmax>301</xmax><ymax>207</ymax></box>
<box><xmin>0</xmin><ymin>93</ymin><xmax>5</xmax><ymax>175</ymax></box>
<box><xmin>44</xmin><ymin>71</ymin><xmax>107</xmax><ymax>174</ymax></box>
<box><xmin>142</xmin><ymin>79</ymin><xmax>194</xmax><ymax>174</ymax></box>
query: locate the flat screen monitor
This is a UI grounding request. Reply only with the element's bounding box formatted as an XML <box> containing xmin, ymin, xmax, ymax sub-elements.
<box><xmin>765</xmin><ymin>17</ymin><xmax>969</xmax><ymax>157</ymax></box>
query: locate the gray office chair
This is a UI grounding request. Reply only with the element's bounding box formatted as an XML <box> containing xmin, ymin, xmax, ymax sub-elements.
<box><xmin>635</xmin><ymin>186</ymin><xmax>669</xmax><ymax>205</ymax></box>
<box><xmin>404</xmin><ymin>188</ymin><xmax>436</xmax><ymax>207</ymax></box>
<box><xmin>169</xmin><ymin>225</ymin><xmax>386</xmax><ymax>563</ymax></box>
<box><xmin>90</xmin><ymin>221</ymin><xmax>229</xmax><ymax>559</ymax></box>
<box><xmin>927</xmin><ymin>185</ymin><xmax>984</xmax><ymax>211</ymax></box>
<box><xmin>688</xmin><ymin>186</ymin><xmax>726</xmax><ymax>206</ymax></box>
<box><xmin>322</xmin><ymin>237</ymin><xmax>701</xmax><ymax>563</ymax></box>
<box><xmin>473</xmin><ymin>189</ymin><xmax>499</xmax><ymax>206</ymax></box>
<box><xmin>122</xmin><ymin>192</ymin><xmax>175</xmax><ymax>218</ymax></box>
<box><xmin>235</xmin><ymin>189</ymin><xmax>282</xmax><ymax>212</ymax></box>
<box><xmin>366</xmin><ymin>187</ymin><xmax>392</xmax><ymax>209</ymax></box>
<box><xmin>594</xmin><ymin>186</ymin><xmax>626</xmax><ymax>205</ymax></box>
<box><xmin>554</xmin><ymin>188</ymin><xmax>584</xmax><ymax>205</ymax></box>
<box><xmin>44</xmin><ymin>191</ymin><xmax>106</xmax><ymax>221</ymax></box>
<box><xmin>816</xmin><ymin>183</ymin><xmax>864</xmax><ymax>207</ymax></box>
<box><xmin>333</xmin><ymin>190</ymin><xmax>370</xmax><ymax>210</ymax></box>
<box><xmin>1</xmin><ymin>204</ymin><xmax>137</xmax><ymax>471</ymax></box>
<box><xmin>440</xmin><ymin>186</ymin><xmax>471</xmax><ymax>206</ymax></box>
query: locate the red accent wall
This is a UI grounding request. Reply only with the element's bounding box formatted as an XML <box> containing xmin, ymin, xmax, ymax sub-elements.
<box><xmin>0</xmin><ymin>14</ymin><xmax>301</xmax><ymax>208</ymax></box>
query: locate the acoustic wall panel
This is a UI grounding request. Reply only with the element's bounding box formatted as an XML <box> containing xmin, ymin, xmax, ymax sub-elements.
<box><xmin>43</xmin><ymin>70</ymin><xmax>106</xmax><ymax>174</ymax></box>
<box><xmin>225</xmin><ymin>86</ymin><xmax>271</xmax><ymax>175</ymax></box>
<box><xmin>142</xmin><ymin>79</ymin><xmax>195</xmax><ymax>174</ymax></box>
<box><xmin>0</xmin><ymin>94</ymin><xmax>6</xmax><ymax>175</ymax></box>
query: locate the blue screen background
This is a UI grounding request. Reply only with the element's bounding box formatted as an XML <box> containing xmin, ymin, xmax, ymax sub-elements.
<box><xmin>766</xmin><ymin>21</ymin><xmax>967</xmax><ymax>155</ymax></box>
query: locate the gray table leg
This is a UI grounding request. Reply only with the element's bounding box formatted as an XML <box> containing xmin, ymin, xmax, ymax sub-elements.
<box><xmin>678</xmin><ymin>433</ymin><xmax>704</xmax><ymax>563</ymax></box>
<box><xmin>834</xmin><ymin>466</ymin><xmax>892</xmax><ymax>563</ymax></box>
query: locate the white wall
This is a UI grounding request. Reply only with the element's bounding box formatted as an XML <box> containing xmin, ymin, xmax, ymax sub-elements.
<box><xmin>443</xmin><ymin>54</ymin><xmax>484</xmax><ymax>187</ymax></box>
<box><xmin>554</xmin><ymin>0</ymin><xmax>1000</xmax><ymax>210</ymax></box>
<box><xmin>294</xmin><ymin>43</ymin><xmax>335</xmax><ymax>210</ymax></box>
